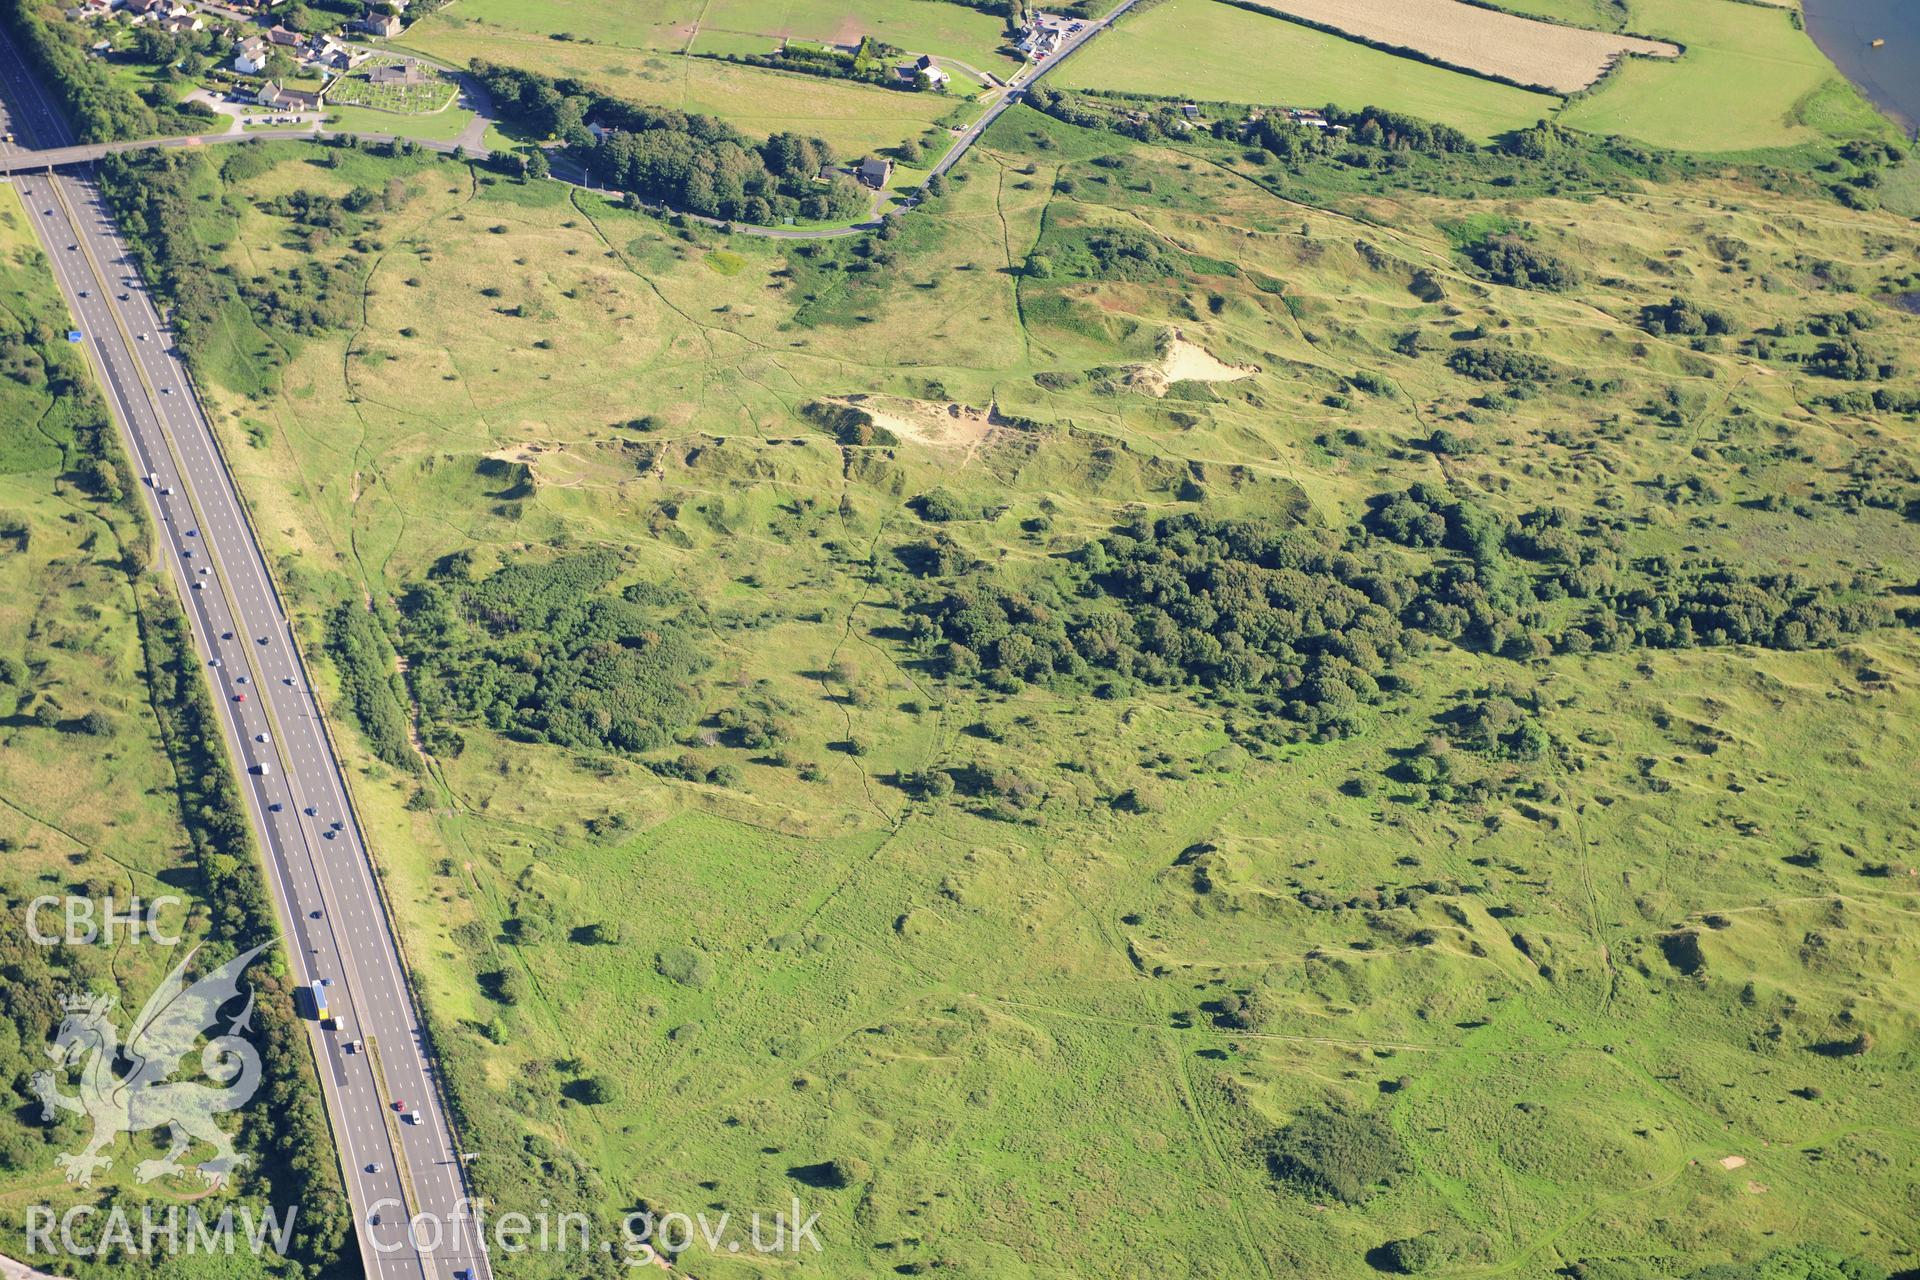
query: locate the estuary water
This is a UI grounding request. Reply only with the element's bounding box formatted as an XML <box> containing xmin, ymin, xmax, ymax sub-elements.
<box><xmin>1802</xmin><ymin>0</ymin><xmax>1920</xmax><ymax>137</ymax></box>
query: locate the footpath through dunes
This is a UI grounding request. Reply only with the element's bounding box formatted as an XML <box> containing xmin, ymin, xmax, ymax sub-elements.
<box><xmin>1237</xmin><ymin>0</ymin><xmax>1680</xmax><ymax>93</ymax></box>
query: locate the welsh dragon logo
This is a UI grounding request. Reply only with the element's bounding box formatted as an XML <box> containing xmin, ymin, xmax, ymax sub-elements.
<box><xmin>31</xmin><ymin>942</ymin><xmax>270</xmax><ymax>1188</ymax></box>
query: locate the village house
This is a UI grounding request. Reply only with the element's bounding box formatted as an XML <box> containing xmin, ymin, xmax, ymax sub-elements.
<box><xmin>895</xmin><ymin>53</ymin><xmax>948</xmax><ymax>90</ymax></box>
<box><xmin>356</xmin><ymin>11</ymin><xmax>401</xmax><ymax>37</ymax></box>
<box><xmin>1016</xmin><ymin>12</ymin><xmax>1080</xmax><ymax>60</ymax></box>
<box><xmin>306</xmin><ymin>34</ymin><xmax>365</xmax><ymax>70</ymax></box>
<box><xmin>64</xmin><ymin>0</ymin><xmax>114</xmax><ymax>22</ymax></box>
<box><xmin>856</xmin><ymin>156</ymin><xmax>892</xmax><ymax>188</ymax></box>
<box><xmin>255</xmin><ymin>79</ymin><xmax>323</xmax><ymax>111</ymax></box>
<box><xmin>265</xmin><ymin>23</ymin><xmax>302</xmax><ymax>47</ymax></box>
<box><xmin>161</xmin><ymin>10</ymin><xmax>203</xmax><ymax>33</ymax></box>
<box><xmin>232</xmin><ymin>33</ymin><xmax>267</xmax><ymax>73</ymax></box>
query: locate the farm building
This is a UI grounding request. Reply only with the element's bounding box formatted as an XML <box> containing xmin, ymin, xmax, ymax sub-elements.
<box><xmin>856</xmin><ymin>156</ymin><xmax>892</xmax><ymax>188</ymax></box>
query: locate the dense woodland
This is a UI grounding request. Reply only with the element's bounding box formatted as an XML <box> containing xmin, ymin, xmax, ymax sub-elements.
<box><xmin>470</xmin><ymin>61</ymin><xmax>874</xmax><ymax>224</ymax></box>
<box><xmin>906</xmin><ymin>506</ymin><xmax>1897</xmax><ymax>746</ymax></box>
<box><xmin>395</xmin><ymin>550</ymin><xmax>708</xmax><ymax>756</ymax></box>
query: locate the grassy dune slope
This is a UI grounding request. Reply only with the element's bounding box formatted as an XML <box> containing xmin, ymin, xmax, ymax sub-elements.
<box><xmin>110</xmin><ymin>105</ymin><xmax>1920</xmax><ymax>1278</ymax></box>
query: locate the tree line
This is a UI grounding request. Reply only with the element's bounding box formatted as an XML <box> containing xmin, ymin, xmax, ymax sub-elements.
<box><xmin>901</xmin><ymin>496</ymin><xmax>1899</xmax><ymax>746</ymax></box>
<box><xmin>0</xmin><ymin>0</ymin><xmax>215</xmax><ymax>142</ymax></box>
<box><xmin>469</xmin><ymin>60</ymin><xmax>873</xmax><ymax>225</ymax></box>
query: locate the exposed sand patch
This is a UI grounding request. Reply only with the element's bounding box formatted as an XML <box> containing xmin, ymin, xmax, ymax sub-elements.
<box><xmin>1718</xmin><ymin>1155</ymin><xmax>1748</xmax><ymax>1170</ymax></box>
<box><xmin>830</xmin><ymin>395</ymin><xmax>998</xmax><ymax>453</ymax></box>
<box><xmin>1126</xmin><ymin>336</ymin><xmax>1259</xmax><ymax>396</ymax></box>
<box><xmin>486</xmin><ymin>441</ymin><xmax>554</xmax><ymax>464</ymax></box>
<box><xmin>1241</xmin><ymin>0</ymin><xmax>1679</xmax><ymax>94</ymax></box>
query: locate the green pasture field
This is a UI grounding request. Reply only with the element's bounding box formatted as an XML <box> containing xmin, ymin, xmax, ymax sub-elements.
<box><xmin>699</xmin><ymin>0</ymin><xmax>1019</xmax><ymax>71</ymax></box>
<box><xmin>126</xmin><ymin>89</ymin><xmax>1920</xmax><ymax>1278</ymax></box>
<box><xmin>1559</xmin><ymin>0</ymin><xmax>1895</xmax><ymax>151</ymax></box>
<box><xmin>1056</xmin><ymin>0</ymin><xmax>1898</xmax><ymax>155</ymax></box>
<box><xmin>400</xmin><ymin>19</ymin><xmax>960</xmax><ymax>157</ymax></box>
<box><xmin>322</xmin><ymin>100</ymin><xmax>479</xmax><ymax>142</ymax></box>
<box><xmin>1051</xmin><ymin>0</ymin><xmax>1562</xmax><ymax>141</ymax></box>
<box><xmin>1476</xmin><ymin>0</ymin><xmax>1628</xmax><ymax>26</ymax></box>
<box><xmin>403</xmin><ymin>0</ymin><xmax>1017</xmax><ymax>69</ymax></box>
<box><xmin>401</xmin><ymin>0</ymin><xmax>708</xmax><ymax>52</ymax></box>
<box><xmin>685</xmin><ymin>27</ymin><xmax>781</xmax><ymax>58</ymax></box>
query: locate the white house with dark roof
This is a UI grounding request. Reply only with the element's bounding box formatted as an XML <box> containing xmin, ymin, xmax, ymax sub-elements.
<box><xmin>896</xmin><ymin>53</ymin><xmax>949</xmax><ymax>89</ymax></box>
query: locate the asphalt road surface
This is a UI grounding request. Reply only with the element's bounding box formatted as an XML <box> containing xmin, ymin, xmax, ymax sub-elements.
<box><xmin>0</xmin><ymin>33</ymin><xmax>490</xmax><ymax>1280</ymax></box>
<box><xmin>929</xmin><ymin>0</ymin><xmax>1142</xmax><ymax>180</ymax></box>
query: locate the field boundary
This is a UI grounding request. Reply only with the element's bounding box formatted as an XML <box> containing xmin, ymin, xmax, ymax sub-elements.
<box><xmin>1210</xmin><ymin>0</ymin><xmax>1684</xmax><ymax>99</ymax></box>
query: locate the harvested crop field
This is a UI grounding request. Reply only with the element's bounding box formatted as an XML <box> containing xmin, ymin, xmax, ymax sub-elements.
<box><xmin>1240</xmin><ymin>0</ymin><xmax>1679</xmax><ymax>93</ymax></box>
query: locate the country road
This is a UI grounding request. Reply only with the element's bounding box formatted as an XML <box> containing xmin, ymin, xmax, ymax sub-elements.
<box><xmin>0</xmin><ymin>0</ymin><xmax>1139</xmax><ymax>239</ymax></box>
<box><xmin>0</xmin><ymin>30</ymin><xmax>490</xmax><ymax>1280</ymax></box>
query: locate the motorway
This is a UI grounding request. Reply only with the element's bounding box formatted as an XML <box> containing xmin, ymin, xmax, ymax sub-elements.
<box><xmin>0</xmin><ymin>32</ymin><xmax>490</xmax><ymax>1280</ymax></box>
